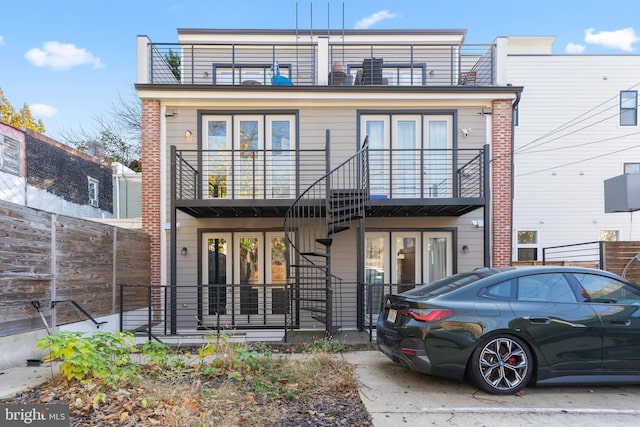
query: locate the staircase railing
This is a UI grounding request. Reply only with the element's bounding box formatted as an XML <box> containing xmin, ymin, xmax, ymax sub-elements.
<box><xmin>284</xmin><ymin>131</ymin><xmax>369</xmax><ymax>340</ymax></box>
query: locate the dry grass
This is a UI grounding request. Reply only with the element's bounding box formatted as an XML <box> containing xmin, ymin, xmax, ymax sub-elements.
<box><xmin>3</xmin><ymin>338</ymin><xmax>373</xmax><ymax>426</ymax></box>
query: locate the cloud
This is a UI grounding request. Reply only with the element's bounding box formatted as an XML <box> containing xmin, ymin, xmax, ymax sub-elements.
<box><xmin>355</xmin><ymin>10</ymin><xmax>397</xmax><ymax>29</ymax></box>
<box><xmin>0</xmin><ymin>35</ymin><xmax>4</xmax><ymax>45</ymax></box>
<box><xmin>29</xmin><ymin>103</ymin><xmax>59</xmax><ymax>118</ymax></box>
<box><xmin>25</xmin><ymin>41</ymin><xmax>104</xmax><ymax>70</ymax></box>
<box><xmin>584</xmin><ymin>27</ymin><xmax>639</xmax><ymax>52</ymax></box>
<box><xmin>565</xmin><ymin>42</ymin><xmax>586</xmax><ymax>54</ymax></box>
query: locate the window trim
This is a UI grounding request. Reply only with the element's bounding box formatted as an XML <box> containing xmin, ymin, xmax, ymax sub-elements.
<box><xmin>620</xmin><ymin>90</ymin><xmax>638</xmax><ymax>126</ymax></box>
<box><xmin>88</xmin><ymin>176</ymin><xmax>99</xmax><ymax>208</ymax></box>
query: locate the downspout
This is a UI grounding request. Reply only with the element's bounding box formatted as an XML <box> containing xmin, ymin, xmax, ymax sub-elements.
<box><xmin>510</xmin><ymin>90</ymin><xmax>521</xmax><ymax>266</ymax></box>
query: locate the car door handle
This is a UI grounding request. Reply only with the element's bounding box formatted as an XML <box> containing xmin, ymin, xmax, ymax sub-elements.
<box><xmin>529</xmin><ymin>317</ymin><xmax>551</xmax><ymax>324</ymax></box>
<box><xmin>611</xmin><ymin>319</ymin><xmax>631</xmax><ymax>327</ymax></box>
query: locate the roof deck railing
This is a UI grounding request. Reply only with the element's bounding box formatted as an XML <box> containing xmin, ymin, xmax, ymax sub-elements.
<box><xmin>145</xmin><ymin>41</ymin><xmax>495</xmax><ymax>87</ymax></box>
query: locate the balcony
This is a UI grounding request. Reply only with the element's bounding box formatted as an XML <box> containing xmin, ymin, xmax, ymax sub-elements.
<box><xmin>143</xmin><ymin>40</ymin><xmax>495</xmax><ymax>87</ymax></box>
<box><xmin>171</xmin><ymin>146</ymin><xmax>487</xmax><ymax>218</ymax></box>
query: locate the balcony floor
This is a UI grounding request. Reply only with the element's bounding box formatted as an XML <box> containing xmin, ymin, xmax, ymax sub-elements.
<box><xmin>176</xmin><ymin>198</ymin><xmax>485</xmax><ymax>218</ymax></box>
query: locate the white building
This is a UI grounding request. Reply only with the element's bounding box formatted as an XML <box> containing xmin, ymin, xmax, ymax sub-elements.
<box><xmin>502</xmin><ymin>36</ymin><xmax>640</xmax><ymax>261</ymax></box>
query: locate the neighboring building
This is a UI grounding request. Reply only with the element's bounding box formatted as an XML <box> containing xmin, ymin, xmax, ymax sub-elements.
<box><xmin>135</xmin><ymin>29</ymin><xmax>520</xmax><ymax>338</ymax></box>
<box><xmin>0</xmin><ymin>121</ymin><xmax>113</xmax><ymax>218</ymax></box>
<box><xmin>502</xmin><ymin>36</ymin><xmax>640</xmax><ymax>262</ymax></box>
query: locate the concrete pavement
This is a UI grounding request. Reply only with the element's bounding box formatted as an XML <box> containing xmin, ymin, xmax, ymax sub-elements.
<box><xmin>0</xmin><ymin>363</ymin><xmax>60</xmax><ymax>400</ymax></box>
<box><xmin>342</xmin><ymin>351</ymin><xmax>640</xmax><ymax>427</ymax></box>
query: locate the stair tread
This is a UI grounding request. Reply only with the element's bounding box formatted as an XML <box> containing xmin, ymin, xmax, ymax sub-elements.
<box><xmin>328</xmin><ymin>226</ymin><xmax>349</xmax><ymax>235</ymax></box>
<box><xmin>300</xmin><ymin>251</ymin><xmax>329</xmax><ymax>258</ymax></box>
<box><xmin>315</xmin><ymin>238</ymin><xmax>333</xmax><ymax>246</ymax></box>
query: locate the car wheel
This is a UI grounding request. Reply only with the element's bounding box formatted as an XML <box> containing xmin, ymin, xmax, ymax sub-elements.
<box><xmin>469</xmin><ymin>335</ymin><xmax>533</xmax><ymax>395</ymax></box>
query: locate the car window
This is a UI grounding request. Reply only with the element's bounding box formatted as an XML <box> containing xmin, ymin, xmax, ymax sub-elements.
<box><xmin>402</xmin><ymin>270</ymin><xmax>497</xmax><ymax>298</ymax></box>
<box><xmin>573</xmin><ymin>273</ymin><xmax>640</xmax><ymax>304</ymax></box>
<box><xmin>484</xmin><ymin>280</ymin><xmax>514</xmax><ymax>300</ymax></box>
<box><xmin>516</xmin><ymin>273</ymin><xmax>576</xmax><ymax>303</ymax></box>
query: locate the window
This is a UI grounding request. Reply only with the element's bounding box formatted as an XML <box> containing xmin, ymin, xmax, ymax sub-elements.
<box><xmin>620</xmin><ymin>91</ymin><xmax>638</xmax><ymax>126</ymax></box>
<box><xmin>516</xmin><ymin>230</ymin><xmax>538</xmax><ymax>262</ymax></box>
<box><xmin>361</xmin><ymin>113</ymin><xmax>453</xmax><ymax>199</ymax></box>
<box><xmin>201</xmin><ymin>113</ymin><xmax>296</xmax><ymax>200</ymax></box>
<box><xmin>484</xmin><ymin>280</ymin><xmax>514</xmax><ymax>300</ymax></box>
<box><xmin>573</xmin><ymin>273</ymin><xmax>640</xmax><ymax>304</ymax></box>
<box><xmin>0</xmin><ymin>134</ymin><xmax>21</xmax><ymax>176</ymax></box>
<box><xmin>88</xmin><ymin>177</ymin><xmax>99</xmax><ymax>207</ymax></box>
<box><xmin>599</xmin><ymin>230</ymin><xmax>619</xmax><ymax>241</ymax></box>
<box><xmin>517</xmin><ymin>273</ymin><xmax>575</xmax><ymax>303</ymax></box>
<box><xmin>624</xmin><ymin>162</ymin><xmax>640</xmax><ymax>174</ymax></box>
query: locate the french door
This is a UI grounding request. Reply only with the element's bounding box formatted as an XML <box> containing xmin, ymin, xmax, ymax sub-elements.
<box><xmin>201</xmin><ymin>232</ymin><xmax>287</xmax><ymax>326</ymax></box>
<box><xmin>202</xmin><ymin>114</ymin><xmax>295</xmax><ymax>200</ymax></box>
<box><xmin>362</xmin><ymin>114</ymin><xmax>453</xmax><ymax>199</ymax></box>
<box><xmin>364</xmin><ymin>230</ymin><xmax>453</xmax><ymax>312</ymax></box>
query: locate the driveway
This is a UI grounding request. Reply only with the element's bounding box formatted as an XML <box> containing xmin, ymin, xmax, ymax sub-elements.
<box><xmin>342</xmin><ymin>351</ymin><xmax>640</xmax><ymax>427</ymax></box>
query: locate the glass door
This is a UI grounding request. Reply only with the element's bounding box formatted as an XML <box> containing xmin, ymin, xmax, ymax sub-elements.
<box><xmin>202</xmin><ymin>117</ymin><xmax>231</xmax><ymax>199</ymax></box>
<box><xmin>363</xmin><ymin>116</ymin><xmax>390</xmax><ymax>198</ymax></box>
<box><xmin>234</xmin><ymin>116</ymin><xmax>264</xmax><ymax>199</ymax></box>
<box><xmin>392</xmin><ymin>116</ymin><xmax>421</xmax><ymax>198</ymax></box>
<box><xmin>202</xmin><ymin>233</ymin><xmax>232</xmax><ymax>324</ymax></box>
<box><xmin>266</xmin><ymin>233</ymin><xmax>288</xmax><ymax>321</ymax></box>
<box><xmin>425</xmin><ymin>116</ymin><xmax>453</xmax><ymax>197</ymax></box>
<box><xmin>392</xmin><ymin>232</ymin><xmax>421</xmax><ymax>292</ymax></box>
<box><xmin>424</xmin><ymin>232</ymin><xmax>452</xmax><ymax>282</ymax></box>
<box><xmin>266</xmin><ymin>117</ymin><xmax>295</xmax><ymax>199</ymax></box>
<box><xmin>235</xmin><ymin>233</ymin><xmax>262</xmax><ymax>317</ymax></box>
<box><xmin>365</xmin><ymin>233</ymin><xmax>389</xmax><ymax>315</ymax></box>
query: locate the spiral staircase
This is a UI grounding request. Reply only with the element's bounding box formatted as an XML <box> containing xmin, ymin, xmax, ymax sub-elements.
<box><xmin>284</xmin><ymin>133</ymin><xmax>369</xmax><ymax>339</ymax></box>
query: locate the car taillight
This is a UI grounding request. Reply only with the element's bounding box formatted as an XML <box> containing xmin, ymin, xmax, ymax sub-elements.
<box><xmin>399</xmin><ymin>309</ymin><xmax>454</xmax><ymax>323</ymax></box>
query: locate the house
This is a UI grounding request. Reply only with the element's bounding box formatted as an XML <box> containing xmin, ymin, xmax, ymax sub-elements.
<box><xmin>135</xmin><ymin>28</ymin><xmax>521</xmax><ymax>339</ymax></box>
<box><xmin>0</xmin><ymin>121</ymin><xmax>113</xmax><ymax>218</ymax></box>
<box><xmin>501</xmin><ymin>37</ymin><xmax>640</xmax><ymax>262</ymax></box>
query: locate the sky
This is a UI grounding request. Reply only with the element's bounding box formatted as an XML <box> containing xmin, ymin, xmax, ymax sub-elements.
<box><xmin>1</xmin><ymin>0</ymin><xmax>639</xmax><ymax>141</ymax></box>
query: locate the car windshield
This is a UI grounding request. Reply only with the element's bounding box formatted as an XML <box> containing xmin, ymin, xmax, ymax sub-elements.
<box><xmin>402</xmin><ymin>269</ymin><xmax>499</xmax><ymax>298</ymax></box>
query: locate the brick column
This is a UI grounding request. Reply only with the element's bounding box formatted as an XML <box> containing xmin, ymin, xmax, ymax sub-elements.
<box><xmin>491</xmin><ymin>99</ymin><xmax>513</xmax><ymax>267</ymax></box>
<box><xmin>141</xmin><ymin>99</ymin><xmax>161</xmax><ymax>286</ymax></box>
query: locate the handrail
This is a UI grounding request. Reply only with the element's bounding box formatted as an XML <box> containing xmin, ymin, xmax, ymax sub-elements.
<box><xmin>51</xmin><ymin>300</ymin><xmax>108</xmax><ymax>328</ymax></box>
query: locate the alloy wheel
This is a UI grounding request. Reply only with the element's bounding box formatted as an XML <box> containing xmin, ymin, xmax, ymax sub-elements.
<box><xmin>471</xmin><ymin>335</ymin><xmax>532</xmax><ymax>394</ymax></box>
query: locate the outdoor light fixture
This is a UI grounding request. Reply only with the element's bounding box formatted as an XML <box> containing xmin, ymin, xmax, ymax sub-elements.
<box><xmin>181</xmin><ymin>247</ymin><xmax>188</xmax><ymax>256</ymax></box>
<box><xmin>462</xmin><ymin>245</ymin><xmax>469</xmax><ymax>254</ymax></box>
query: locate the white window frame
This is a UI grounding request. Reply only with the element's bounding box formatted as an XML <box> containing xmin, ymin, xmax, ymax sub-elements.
<box><xmin>88</xmin><ymin>177</ymin><xmax>99</xmax><ymax>207</ymax></box>
<box><xmin>266</xmin><ymin>116</ymin><xmax>295</xmax><ymax>199</ymax></box>
<box><xmin>516</xmin><ymin>230</ymin><xmax>539</xmax><ymax>262</ymax></box>
<box><xmin>620</xmin><ymin>90</ymin><xmax>638</xmax><ymax>126</ymax></box>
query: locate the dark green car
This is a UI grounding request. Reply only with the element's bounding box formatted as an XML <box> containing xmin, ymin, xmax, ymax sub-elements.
<box><xmin>376</xmin><ymin>266</ymin><xmax>640</xmax><ymax>395</ymax></box>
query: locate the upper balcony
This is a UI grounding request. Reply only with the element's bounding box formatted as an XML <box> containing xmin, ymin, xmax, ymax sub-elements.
<box><xmin>138</xmin><ymin>34</ymin><xmax>496</xmax><ymax>88</ymax></box>
<box><xmin>171</xmin><ymin>145</ymin><xmax>487</xmax><ymax>218</ymax></box>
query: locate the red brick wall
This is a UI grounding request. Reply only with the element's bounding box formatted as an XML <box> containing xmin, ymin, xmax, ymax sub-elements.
<box><xmin>141</xmin><ymin>99</ymin><xmax>161</xmax><ymax>286</ymax></box>
<box><xmin>491</xmin><ymin>99</ymin><xmax>513</xmax><ymax>267</ymax></box>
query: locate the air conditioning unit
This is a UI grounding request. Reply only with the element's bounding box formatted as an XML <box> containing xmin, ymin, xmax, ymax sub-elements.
<box><xmin>90</xmin><ymin>199</ymin><xmax>99</xmax><ymax>208</ymax></box>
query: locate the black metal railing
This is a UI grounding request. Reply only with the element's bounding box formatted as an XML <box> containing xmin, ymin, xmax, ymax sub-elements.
<box><xmin>146</xmin><ymin>42</ymin><xmax>495</xmax><ymax>87</ymax></box>
<box><xmin>119</xmin><ymin>283</ymin><xmax>294</xmax><ymax>341</ymax></box>
<box><xmin>367</xmin><ymin>148</ymin><xmax>485</xmax><ymax>199</ymax></box>
<box><xmin>541</xmin><ymin>241</ymin><xmax>604</xmax><ymax>268</ymax></box>
<box><xmin>174</xmin><ymin>148</ymin><xmax>326</xmax><ymax>202</ymax></box>
<box><xmin>173</xmin><ymin>147</ymin><xmax>484</xmax><ymax>203</ymax></box>
<box><xmin>362</xmin><ymin>283</ymin><xmax>411</xmax><ymax>342</ymax></box>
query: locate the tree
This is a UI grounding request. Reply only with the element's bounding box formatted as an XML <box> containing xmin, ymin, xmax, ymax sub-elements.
<box><xmin>0</xmin><ymin>87</ymin><xmax>46</xmax><ymax>132</ymax></box>
<box><xmin>165</xmin><ymin>49</ymin><xmax>181</xmax><ymax>81</ymax></box>
<box><xmin>61</xmin><ymin>86</ymin><xmax>141</xmax><ymax>171</ymax></box>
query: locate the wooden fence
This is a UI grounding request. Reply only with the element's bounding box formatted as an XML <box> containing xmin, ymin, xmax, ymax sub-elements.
<box><xmin>0</xmin><ymin>200</ymin><xmax>150</xmax><ymax>337</ymax></box>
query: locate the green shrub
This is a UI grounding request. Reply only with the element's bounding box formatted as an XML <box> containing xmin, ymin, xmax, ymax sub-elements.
<box><xmin>37</xmin><ymin>330</ymin><xmax>139</xmax><ymax>388</ymax></box>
